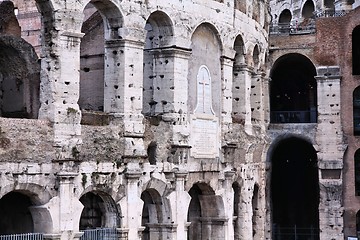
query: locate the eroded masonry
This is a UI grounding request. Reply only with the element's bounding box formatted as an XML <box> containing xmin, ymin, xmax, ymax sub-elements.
<box><xmin>0</xmin><ymin>0</ymin><xmax>358</xmax><ymax>239</ymax></box>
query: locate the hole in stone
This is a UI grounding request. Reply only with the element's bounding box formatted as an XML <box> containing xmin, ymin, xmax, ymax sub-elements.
<box><xmin>65</xmin><ymin>81</ymin><xmax>70</xmax><ymax>85</ymax></box>
<box><xmin>83</xmin><ymin>67</ymin><xmax>90</xmax><ymax>72</ymax></box>
<box><xmin>113</xmin><ymin>50</ymin><xmax>118</xmax><ymax>55</ymax></box>
<box><xmin>117</xmin><ymin>63</ymin><xmax>120</xmax><ymax>66</ymax></box>
<box><xmin>114</xmin><ymin>85</ymin><xmax>119</xmax><ymax>89</ymax></box>
<box><xmin>63</xmin><ymin>100</ymin><xmax>66</xmax><ymax>104</ymax></box>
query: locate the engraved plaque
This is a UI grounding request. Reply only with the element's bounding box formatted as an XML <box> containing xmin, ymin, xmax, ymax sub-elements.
<box><xmin>190</xmin><ymin>114</ymin><xmax>219</xmax><ymax>158</ymax></box>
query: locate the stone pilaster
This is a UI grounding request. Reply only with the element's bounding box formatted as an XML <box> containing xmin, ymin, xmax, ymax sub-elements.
<box><xmin>57</xmin><ymin>172</ymin><xmax>83</xmax><ymax>240</ymax></box>
<box><xmin>250</xmin><ymin>71</ymin><xmax>266</xmax><ymax>131</ymax></box>
<box><xmin>38</xmin><ymin>9</ymin><xmax>83</xmax><ymax>159</ymax></box>
<box><xmin>120</xmin><ymin>171</ymin><xmax>143</xmax><ymax>240</ymax></box>
<box><xmin>168</xmin><ymin>171</ymin><xmax>191</xmax><ymax>240</ymax></box>
<box><xmin>223</xmin><ymin>171</ymin><xmax>236</xmax><ymax>240</ymax></box>
<box><xmin>233</xmin><ymin>64</ymin><xmax>253</xmax><ymax>134</ymax></box>
<box><xmin>315</xmin><ymin>66</ymin><xmax>345</xmax><ymax>240</ymax></box>
<box><xmin>104</xmin><ymin>38</ymin><xmax>146</xmax><ymax>160</ymax></box>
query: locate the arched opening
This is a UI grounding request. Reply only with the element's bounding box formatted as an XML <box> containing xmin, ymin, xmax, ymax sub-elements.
<box><xmin>79</xmin><ymin>0</ymin><xmax>123</xmax><ymax>124</ymax></box>
<box><xmin>0</xmin><ymin>192</ymin><xmax>34</xmax><ymax>234</ymax></box>
<box><xmin>355</xmin><ymin>149</ymin><xmax>360</xmax><ymax>195</ymax></box>
<box><xmin>79</xmin><ymin>3</ymin><xmax>105</xmax><ymax>113</ymax></box>
<box><xmin>232</xmin><ymin>182</ymin><xmax>241</xmax><ymax>240</ymax></box>
<box><xmin>143</xmin><ymin>11</ymin><xmax>174</xmax><ymax>116</ymax></box>
<box><xmin>253</xmin><ymin>45</ymin><xmax>260</xmax><ymax>68</ymax></box>
<box><xmin>302</xmin><ymin>0</ymin><xmax>315</xmax><ymax>19</ymax></box>
<box><xmin>270</xmin><ymin>53</ymin><xmax>317</xmax><ymax>123</ymax></box>
<box><xmin>352</xmin><ymin>26</ymin><xmax>360</xmax><ymax>75</ymax></box>
<box><xmin>187</xmin><ymin>183</ymin><xmax>225</xmax><ymax>240</ymax></box>
<box><xmin>271</xmin><ymin>137</ymin><xmax>319</xmax><ymax>239</ymax></box>
<box><xmin>0</xmin><ymin>0</ymin><xmax>40</xmax><ymax>120</ymax></box>
<box><xmin>278</xmin><ymin>9</ymin><xmax>292</xmax><ymax>24</ymax></box>
<box><xmin>232</xmin><ymin>35</ymin><xmax>245</xmax><ymax>121</ymax></box>
<box><xmin>147</xmin><ymin>141</ymin><xmax>157</xmax><ymax>165</ymax></box>
<box><xmin>234</xmin><ymin>0</ymin><xmax>246</xmax><ymax>13</ymax></box>
<box><xmin>79</xmin><ymin>191</ymin><xmax>120</xmax><ymax>230</ymax></box>
<box><xmin>252</xmin><ymin>184</ymin><xmax>260</xmax><ymax>237</ymax></box>
<box><xmin>141</xmin><ymin>188</ymin><xmax>172</xmax><ymax>240</ymax></box>
<box><xmin>353</xmin><ymin>86</ymin><xmax>360</xmax><ymax>135</ymax></box>
<box><xmin>0</xmin><ymin>37</ymin><xmax>40</xmax><ymax>119</ymax></box>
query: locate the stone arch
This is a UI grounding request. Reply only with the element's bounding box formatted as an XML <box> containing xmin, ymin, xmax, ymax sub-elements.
<box><xmin>0</xmin><ymin>183</ymin><xmax>52</xmax><ymax>205</ymax></box>
<box><xmin>270</xmin><ymin>53</ymin><xmax>317</xmax><ymax>123</ymax></box>
<box><xmin>143</xmin><ymin>10</ymin><xmax>175</xmax><ymax>115</ymax></box>
<box><xmin>352</xmin><ymin>26</ymin><xmax>360</xmax><ymax>75</ymax></box>
<box><xmin>188</xmin><ymin>22</ymin><xmax>222</xmax><ymax>116</ymax></box>
<box><xmin>278</xmin><ymin>9</ymin><xmax>292</xmax><ymax>24</ymax></box>
<box><xmin>141</xmin><ymin>178</ymin><xmax>173</xmax><ymax>240</ymax></box>
<box><xmin>82</xmin><ymin>0</ymin><xmax>123</xmax><ymax>40</ymax></box>
<box><xmin>302</xmin><ymin>0</ymin><xmax>315</xmax><ymax>19</ymax></box>
<box><xmin>0</xmin><ymin>36</ymin><xmax>40</xmax><ymax>119</ymax></box>
<box><xmin>79</xmin><ymin>190</ymin><xmax>121</xmax><ymax>229</ymax></box>
<box><xmin>79</xmin><ymin>0</ymin><xmax>124</xmax><ymax>117</ymax></box>
<box><xmin>0</xmin><ymin>184</ymin><xmax>53</xmax><ymax>234</ymax></box>
<box><xmin>187</xmin><ymin>182</ymin><xmax>226</xmax><ymax>240</ymax></box>
<box><xmin>232</xmin><ymin>34</ymin><xmax>246</xmax><ymax>121</ymax></box>
<box><xmin>252</xmin><ymin>44</ymin><xmax>260</xmax><ymax>68</ymax></box>
<box><xmin>269</xmin><ymin>136</ymin><xmax>319</xmax><ymax>239</ymax></box>
<box><xmin>144</xmin><ymin>10</ymin><xmax>174</xmax><ymax>49</ymax></box>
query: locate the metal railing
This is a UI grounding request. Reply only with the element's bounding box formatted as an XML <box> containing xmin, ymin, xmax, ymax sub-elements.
<box><xmin>80</xmin><ymin>228</ymin><xmax>118</xmax><ymax>240</ymax></box>
<box><xmin>271</xmin><ymin>110</ymin><xmax>317</xmax><ymax>123</ymax></box>
<box><xmin>272</xmin><ymin>225</ymin><xmax>319</xmax><ymax>240</ymax></box>
<box><xmin>0</xmin><ymin>233</ymin><xmax>43</xmax><ymax>240</ymax></box>
<box><xmin>314</xmin><ymin>9</ymin><xmax>349</xmax><ymax>18</ymax></box>
<box><xmin>270</xmin><ymin>22</ymin><xmax>316</xmax><ymax>35</ymax></box>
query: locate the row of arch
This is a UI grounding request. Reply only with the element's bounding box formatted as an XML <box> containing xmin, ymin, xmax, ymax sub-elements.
<box><xmin>0</xmin><ymin>136</ymin><xmax>320</xmax><ymax>239</ymax></box>
<box><xmin>2</xmin><ymin>1</ymin><xmax>266</xmax><ymax>120</ymax></box>
<box><xmin>0</xmin><ymin>181</ymin><xmax>260</xmax><ymax>240</ymax></box>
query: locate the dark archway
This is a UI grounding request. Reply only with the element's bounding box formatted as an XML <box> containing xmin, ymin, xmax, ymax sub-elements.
<box><xmin>278</xmin><ymin>9</ymin><xmax>292</xmax><ymax>24</ymax></box>
<box><xmin>302</xmin><ymin>0</ymin><xmax>315</xmax><ymax>19</ymax></box>
<box><xmin>79</xmin><ymin>191</ymin><xmax>120</xmax><ymax>230</ymax></box>
<box><xmin>0</xmin><ymin>192</ymin><xmax>34</xmax><ymax>234</ymax></box>
<box><xmin>353</xmin><ymin>26</ymin><xmax>360</xmax><ymax>75</ymax></box>
<box><xmin>271</xmin><ymin>137</ymin><xmax>319</xmax><ymax>240</ymax></box>
<box><xmin>355</xmin><ymin>149</ymin><xmax>360</xmax><ymax>195</ymax></box>
<box><xmin>270</xmin><ymin>53</ymin><xmax>317</xmax><ymax>123</ymax></box>
<box><xmin>353</xmin><ymin>86</ymin><xmax>360</xmax><ymax>135</ymax></box>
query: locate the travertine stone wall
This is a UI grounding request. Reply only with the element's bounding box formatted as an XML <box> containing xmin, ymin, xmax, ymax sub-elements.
<box><xmin>0</xmin><ymin>0</ymin><xmax>350</xmax><ymax>240</ymax></box>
